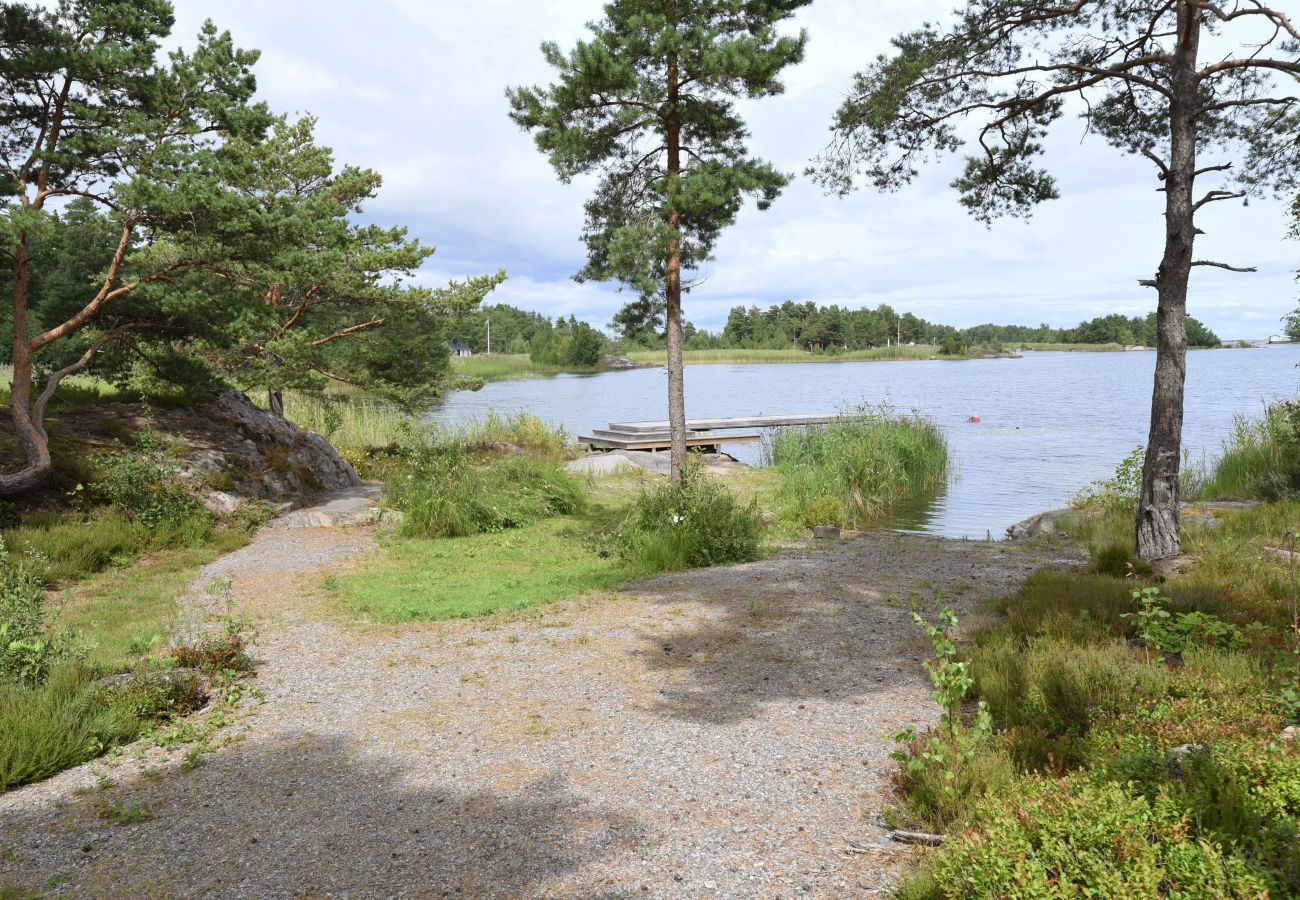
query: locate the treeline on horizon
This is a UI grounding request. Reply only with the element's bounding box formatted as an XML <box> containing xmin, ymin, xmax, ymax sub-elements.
<box><xmin>445</xmin><ymin>299</ymin><xmax>1223</xmax><ymax>359</ymax></box>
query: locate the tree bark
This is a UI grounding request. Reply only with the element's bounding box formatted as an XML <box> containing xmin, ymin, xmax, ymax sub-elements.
<box><xmin>1136</xmin><ymin>2</ymin><xmax>1200</xmax><ymax>560</ymax></box>
<box><xmin>0</xmin><ymin>235</ymin><xmax>54</xmax><ymax>497</ymax></box>
<box><xmin>664</xmin><ymin>19</ymin><xmax>688</xmax><ymax>484</ymax></box>
<box><xmin>268</xmin><ymin>388</ymin><xmax>285</xmax><ymax>418</ymax></box>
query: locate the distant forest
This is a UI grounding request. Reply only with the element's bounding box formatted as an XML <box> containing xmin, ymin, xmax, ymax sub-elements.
<box><xmin>448</xmin><ymin>300</ymin><xmax>1223</xmax><ymax>359</ymax></box>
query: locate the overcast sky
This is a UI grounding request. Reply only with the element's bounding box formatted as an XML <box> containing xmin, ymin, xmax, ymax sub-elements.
<box><xmin>171</xmin><ymin>1</ymin><xmax>1299</xmax><ymax>340</ymax></box>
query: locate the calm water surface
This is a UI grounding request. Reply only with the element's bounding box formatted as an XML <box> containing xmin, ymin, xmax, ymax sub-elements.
<box><xmin>426</xmin><ymin>346</ymin><xmax>1300</xmax><ymax>539</ymax></box>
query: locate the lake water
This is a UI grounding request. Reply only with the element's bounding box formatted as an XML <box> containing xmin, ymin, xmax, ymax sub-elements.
<box><xmin>426</xmin><ymin>346</ymin><xmax>1300</xmax><ymax>539</ymax></box>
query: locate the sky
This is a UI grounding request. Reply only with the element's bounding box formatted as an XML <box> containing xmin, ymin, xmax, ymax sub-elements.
<box><xmin>170</xmin><ymin>1</ymin><xmax>1300</xmax><ymax>341</ymax></box>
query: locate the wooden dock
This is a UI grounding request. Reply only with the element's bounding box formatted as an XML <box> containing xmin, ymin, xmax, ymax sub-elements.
<box><xmin>578</xmin><ymin>413</ymin><xmax>841</xmax><ymax>453</ymax></box>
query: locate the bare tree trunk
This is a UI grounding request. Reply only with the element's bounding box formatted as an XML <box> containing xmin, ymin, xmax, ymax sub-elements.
<box><xmin>1136</xmin><ymin>2</ymin><xmax>1200</xmax><ymax>560</ymax></box>
<box><xmin>0</xmin><ymin>236</ymin><xmax>54</xmax><ymax>498</ymax></box>
<box><xmin>268</xmin><ymin>388</ymin><xmax>285</xmax><ymax>418</ymax></box>
<box><xmin>664</xmin><ymin>29</ymin><xmax>688</xmax><ymax>483</ymax></box>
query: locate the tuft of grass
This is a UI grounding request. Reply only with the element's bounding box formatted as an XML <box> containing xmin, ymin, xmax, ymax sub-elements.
<box><xmin>389</xmin><ymin>450</ymin><xmax>586</xmax><ymax>539</ymax></box>
<box><xmin>614</xmin><ymin>468</ymin><xmax>764</xmax><ymax>573</ymax></box>
<box><xmin>338</xmin><ymin>516</ymin><xmax>630</xmax><ymax>622</ymax></box>
<box><xmin>768</xmin><ymin>407</ymin><xmax>948</xmax><ymax>528</ymax></box>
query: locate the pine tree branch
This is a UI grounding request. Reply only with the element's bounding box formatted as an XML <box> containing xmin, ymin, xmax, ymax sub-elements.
<box><xmin>1190</xmin><ymin>259</ymin><xmax>1257</xmax><ymax>273</ymax></box>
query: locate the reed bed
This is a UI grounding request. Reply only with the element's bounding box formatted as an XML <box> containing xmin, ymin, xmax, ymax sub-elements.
<box><xmin>767</xmin><ymin>407</ymin><xmax>949</xmax><ymax>528</ymax></box>
<box><xmin>1018</xmin><ymin>342</ymin><xmax>1126</xmax><ymax>353</ymax></box>
<box><xmin>624</xmin><ymin>346</ymin><xmax>939</xmax><ymax>365</ymax></box>
<box><xmin>450</xmin><ymin>354</ymin><xmax>591</xmax><ymax>382</ymax></box>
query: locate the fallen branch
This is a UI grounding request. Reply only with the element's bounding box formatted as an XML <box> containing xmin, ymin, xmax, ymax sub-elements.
<box><xmin>888</xmin><ymin>829</ymin><xmax>945</xmax><ymax>846</ymax></box>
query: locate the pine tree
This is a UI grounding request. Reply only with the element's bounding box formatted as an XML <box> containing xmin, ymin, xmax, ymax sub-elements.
<box><xmin>508</xmin><ymin>0</ymin><xmax>810</xmax><ymax>480</ymax></box>
<box><xmin>814</xmin><ymin>2</ymin><xmax>1300</xmax><ymax>559</ymax></box>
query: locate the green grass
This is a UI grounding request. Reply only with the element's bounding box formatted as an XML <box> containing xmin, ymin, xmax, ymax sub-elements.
<box><xmin>768</xmin><ymin>408</ymin><xmax>948</xmax><ymax>528</ymax></box>
<box><xmin>279</xmin><ymin>391</ymin><xmax>411</xmax><ymax>460</ymax></box>
<box><xmin>624</xmin><ymin>346</ymin><xmax>942</xmax><ymax>365</ymax></box>
<box><xmin>337</xmin><ymin>516</ymin><xmax>631</xmax><ymax>622</ymax></box>
<box><xmin>1</xmin><ymin>508</ymin><xmax>225</xmax><ymax>587</ymax></box>
<box><xmin>54</xmin><ymin>530</ymin><xmax>250</xmax><ymax>668</ymax></box>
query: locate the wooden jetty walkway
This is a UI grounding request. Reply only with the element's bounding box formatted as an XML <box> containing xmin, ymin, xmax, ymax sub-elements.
<box><xmin>578</xmin><ymin>413</ymin><xmax>841</xmax><ymax>453</ymax></box>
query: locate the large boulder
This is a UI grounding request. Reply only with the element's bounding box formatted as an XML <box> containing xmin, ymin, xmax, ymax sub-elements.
<box><xmin>156</xmin><ymin>390</ymin><xmax>360</xmax><ymax>505</ymax></box>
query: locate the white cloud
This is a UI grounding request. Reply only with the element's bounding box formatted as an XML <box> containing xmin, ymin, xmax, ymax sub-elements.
<box><xmin>172</xmin><ymin>0</ymin><xmax>1300</xmax><ymax>340</ymax></box>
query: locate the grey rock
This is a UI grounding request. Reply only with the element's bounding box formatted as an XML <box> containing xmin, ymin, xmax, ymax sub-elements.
<box><xmin>812</xmin><ymin>526</ymin><xmax>842</xmax><ymax>540</ymax></box>
<box><xmin>599</xmin><ymin>354</ymin><xmax>650</xmax><ymax>370</ymax></box>
<box><xmin>202</xmin><ymin>490</ymin><xmax>243</xmax><ymax>515</ymax></box>
<box><xmin>565</xmin><ymin>454</ymin><xmax>640</xmax><ymax>476</ymax></box>
<box><xmin>1006</xmin><ymin>508</ymin><xmax>1076</xmax><ymax>541</ymax></box>
<box><xmin>159</xmin><ymin>389</ymin><xmax>360</xmax><ymax>507</ymax></box>
<box><xmin>1165</xmin><ymin>743</ymin><xmax>1209</xmax><ymax>777</ymax></box>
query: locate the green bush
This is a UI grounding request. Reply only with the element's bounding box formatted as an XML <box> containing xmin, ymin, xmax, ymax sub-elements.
<box><xmin>389</xmin><ymin>446</ymin><xmax>587</xmax><ymax>539</ymax></box>
<box><xmin>615</xmin><ymin>470</ymin><xmax>763</xmax><ymax>573</ymax></box>
<box><xmin>769</xmin><ymin>407</ymin><xmax>947</xmax><ymax>529</ymax></box>
<box><xmin>95</xmin><ymin>427</ymin><xmax>207</xmax><ymax>529</ymax></box>
<box><xmin>0</xmin><ymin>540</ymin><xmax>74</xmax><ymax>687</ymax></box>
<box><xmin>1074</xmin><ymin>445</ymin><xmax>1145</xmax><ymax>512</ymax></box>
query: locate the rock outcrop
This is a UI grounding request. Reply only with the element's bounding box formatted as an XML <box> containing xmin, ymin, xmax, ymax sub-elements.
<box><xmin>156</xmin><ymin>390</ymin><xmax>360</xmax><ymax>507</ymax></box>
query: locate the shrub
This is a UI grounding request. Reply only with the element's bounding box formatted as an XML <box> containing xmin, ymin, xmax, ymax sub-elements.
<box><xmin>906</xmin><ymin>777</ymin><xmax>1280</xmax><ymax>898</ymax></box>
<box><xmin>1074</xmin><ymin>445</ymin><xmax>1145</xmax><ymax>512</ymax></box>
<box><xmin>769</xmin><ymin>407</ymin><xmax>947</xmax><ymax>529</ymax></box>
<box><xmin>615</xmin><ymin>469</ymin><xmax>763</xmax><ymax>572</ymax></box>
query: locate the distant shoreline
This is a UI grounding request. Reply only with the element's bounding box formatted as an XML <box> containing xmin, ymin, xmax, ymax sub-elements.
<box><xmin>447</xmin><ymin>342</ymin><xmax>1242</xmax><ymax>386</ymax></box>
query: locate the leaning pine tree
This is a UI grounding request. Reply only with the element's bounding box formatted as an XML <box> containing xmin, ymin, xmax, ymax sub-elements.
<box><xmin>813</xmin><ymin>2</ymin><xmax>1300</xmax><ymax>560</ymax></box>
<box><xmin>508</xmin><ymin>0</ymin><xmax>810</xmax><ymax>481</ymax></box>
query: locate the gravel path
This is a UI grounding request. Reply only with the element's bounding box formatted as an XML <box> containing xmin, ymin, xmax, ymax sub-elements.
<box><xmin>1</xmin><ymin>507</ymin><xmax>1081</xmax><ymax>898</ymax></box>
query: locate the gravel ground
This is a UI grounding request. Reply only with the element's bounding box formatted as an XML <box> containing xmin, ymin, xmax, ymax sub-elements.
<box><xmin>1</xmin><ymin>507</ymin><xmax>1082</xmax><ymax>898</ymax></box>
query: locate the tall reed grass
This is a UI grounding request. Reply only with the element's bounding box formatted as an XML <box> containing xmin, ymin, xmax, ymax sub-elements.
<box><xmin>768</xmin><ymin>408</ymin><xmax>948</xmax><ymax>528</ymax></box>
<box><xmin>1199</xmin><ymin>403</ymin><xmax>1299</xmax><ymax>500</ymax></box>
<box><xmin>450</xmin><ymin>354</ymin><xmax>588</xmax><ymax>382</ymax></box>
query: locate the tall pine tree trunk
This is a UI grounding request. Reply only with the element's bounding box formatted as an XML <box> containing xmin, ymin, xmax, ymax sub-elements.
<box><xmin>664</xmin><ymin>36</ymin><xmax>688</xmax><ymax>483</ymax></box>
<box><xmin>1136</xmin><ymin>2</ymin><xmax>1200</xmax><ymax>560</ymax></box>
<box><xmin>0</xmin><ymin>235</ymin><xmax>54</xmax><ymax>498</ymax></box>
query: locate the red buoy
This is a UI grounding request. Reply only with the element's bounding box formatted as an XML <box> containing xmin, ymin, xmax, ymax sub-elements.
<box><xmin>969</xmin><ymin>415</ymin><xmax>981</xmax><ymax>423</ymax></box>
